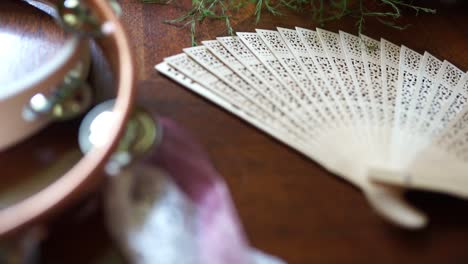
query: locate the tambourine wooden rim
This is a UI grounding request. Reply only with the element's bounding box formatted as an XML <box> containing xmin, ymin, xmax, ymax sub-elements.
<box><xmin>0</xmin><ymin>0</ymin><xmax>136</xmax><ymax>236</ymax></box>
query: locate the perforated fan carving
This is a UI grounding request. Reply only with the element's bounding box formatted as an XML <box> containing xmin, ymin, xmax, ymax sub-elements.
<box><xmin>361</xmin><ymin>34</ymin><xmax>384</xmax><ymax>125</ymax></box>
<box><xmin>439</xmin><ymin>75</ymin><xmax>468</xmax><ymax>131</ymax></box>
<box><xmin>278</xmin><ymin>27</ymin><xmax>344</xmax><ymax>130</ymax></box>
<box><xmin>217</xmin><ymin>36</ymin><xmax>301</xmax><ymax>112</ymax></box>
<box><xmin>296</xmin><ymin>27</ymin><xmax>355</xmax><ymax>128</ymax></box>
<box><xmin>202</xmin><ymin>40</ymin><xmax>313</xmax><ymax>133</ymax></box>
<box><xmin>165</xmin><ymin>54</ymin><xmax>278</xmax><ymax>127</ymax></box>
<box><xmin>317</xmin><ymin>28</ymin><xmax>363</xmax><ymax>128</ymax></box>
<box><xmin>157</xmin><ymin>62</ymin><xmax>329</xmax><ymax>160</ymax></box>
<box><xmin>237</xmin><ymin>32</ymin><xmax>331</xmax><ymax>131</ymax></box>
<box><xmin>340</xmin><ymin>31</ymin><xmax>373</xmax><ymax>126</ymax></box>
<box><xmin>183</xmin><ymin>46</ymin><xmax>314</xmax><ymax>135</ymax></box>
<box><xmin>396</xmin><ymin>52</ymin><xmax>444</xmax><ymax>151</ymax></box>
<box><xmin>380</xmin><ymin>39</ymin><xmax>400</xmax><ymax>129</ymax></box>
<box><xmin>391</xmin><ymin>47</ymin><xmax>422</xmax><ymax>143</ymax></box>
<box><xmin>416</xmin><ymin>62</ymin><xmax>465</xmax><ymax>139</ymax></box>
<box><xmin>157</xmin><ymin>27</ymin><xmax>468</xmax><ymax>229</ymax></box>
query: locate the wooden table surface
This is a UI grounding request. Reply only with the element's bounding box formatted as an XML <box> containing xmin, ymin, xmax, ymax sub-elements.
<box><xmin>3</xmin><ymin>0</ymin><xmax>468</xmax><ymax>263</ymax></box>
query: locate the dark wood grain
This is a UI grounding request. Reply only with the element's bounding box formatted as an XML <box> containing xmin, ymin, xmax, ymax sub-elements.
<box><xmin>122</xmin><ymin>1</ymin><xmax>468</xmax><ymax>263</ymax></box>
<box><xmin>2</xmin><ymin>0</ymin><xmax>468</xmax><ymax>263</ymax></box>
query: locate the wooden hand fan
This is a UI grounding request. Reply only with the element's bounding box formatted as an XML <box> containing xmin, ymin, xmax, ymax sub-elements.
<box><xmin>156</xmin><ymin>27</ymin><xmax>467</xmax><ymax>229</ymax></box>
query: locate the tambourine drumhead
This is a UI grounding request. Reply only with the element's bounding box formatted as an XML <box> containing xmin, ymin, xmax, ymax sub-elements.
<box><xmin>0</xmin><ymin>1</ymin><xmax>66</xmax><ymax>85</ymax></box>
<box><xmin>0</xmin><ymin>0</ymin><xmax>135</xmax><ymax>236</ymax></box>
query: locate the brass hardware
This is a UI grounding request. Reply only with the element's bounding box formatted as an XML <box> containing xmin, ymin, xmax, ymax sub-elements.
<box><xmin>57</xmin><ymin>0</ymin><xmax>122</xmax><ymax>36</ymax></box>
<box><xmin>23</xmin><ymin>62</ymin><xmax>92</xmax><ymax>121</ymax></box>
<box><xmin>79</xmin><ymin>100</ymin><xmax>160</xmax><ymax>174</ymax></box>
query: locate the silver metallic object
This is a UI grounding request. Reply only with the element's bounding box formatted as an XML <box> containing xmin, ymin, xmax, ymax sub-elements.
<box><xmin>23</xmin><ymin>61</ymin><xmax>92</xmax><ymax>121</ymax></box>
<box><xmin>57</xmin><ymin>0</ymin><xmax>122</xmax><ymax>36</ymax></box>
<box><xmin>79</xmin><ymin>100</ymin><xmax>161</xmax><ymax>175</ymax></box>
<box><xmin>22</xmin><ymin>0</ymin><xmax>123</xmax><ymax>123</ymax></box>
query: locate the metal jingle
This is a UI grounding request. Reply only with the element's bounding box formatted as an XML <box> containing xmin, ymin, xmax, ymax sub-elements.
<box><xmin>51</xmin><ymin>81</ymin><xmax>93</xmax><ymax>120</ymax></box>
<box><xmin>57</xmin><ymin>0</ymin><xmax>101</xmax><ymax>36</ymax></box>
<box><xmin>78</xmin><ymin>100</ymin><xmax>160</xmax><ymax>174</ymax></box>
<box><xmin>23</xmin><ymin>62</ymin><xmax>93</xmax><ymax>122</ymax></box>
<box><xmin>57</xmin><ymin>0</ymin><xmax>122</xmax><ymax>37</ymax></box>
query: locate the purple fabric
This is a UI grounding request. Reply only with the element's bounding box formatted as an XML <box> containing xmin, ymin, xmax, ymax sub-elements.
<box><xmin>148</xmin><ymin>117</ymin><xmax>253</xmax><ymax>264</ymax></box>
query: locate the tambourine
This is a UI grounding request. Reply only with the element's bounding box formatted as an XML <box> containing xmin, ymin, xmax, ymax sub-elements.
<box><xmin>0</xmin><ymin>1</ymin><xmax>288</xmax><ymax>263</ymax></box>
<box><xmin>0</xmin><ymin>0</ymin><xmax>138</xmax><ymax>238</ymax></box>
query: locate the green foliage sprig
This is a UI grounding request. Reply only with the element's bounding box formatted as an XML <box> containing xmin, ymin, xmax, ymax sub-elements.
<box><xmin>142</xmin><ymin>0</ymin><xmax>436</xmax><ymax>45</ymax></box>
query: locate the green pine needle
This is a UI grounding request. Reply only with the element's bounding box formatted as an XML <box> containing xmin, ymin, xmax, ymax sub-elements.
<box><xmin>142</xmin><ymin>0</ymin><xmax>436</xmax><ymax>45</ymax></box>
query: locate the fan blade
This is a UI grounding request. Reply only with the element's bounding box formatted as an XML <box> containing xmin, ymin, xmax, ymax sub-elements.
<box><xmin>363</xmin><ymin>182</ymin><xmax>428</xmax><ymax>229</ymax></box>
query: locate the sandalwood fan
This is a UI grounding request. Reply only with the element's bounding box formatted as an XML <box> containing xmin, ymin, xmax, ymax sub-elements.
<box><xmin>155</xmin><ymin>27</ymin><xmax>468</xmax><ymax>229</ymax></box>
